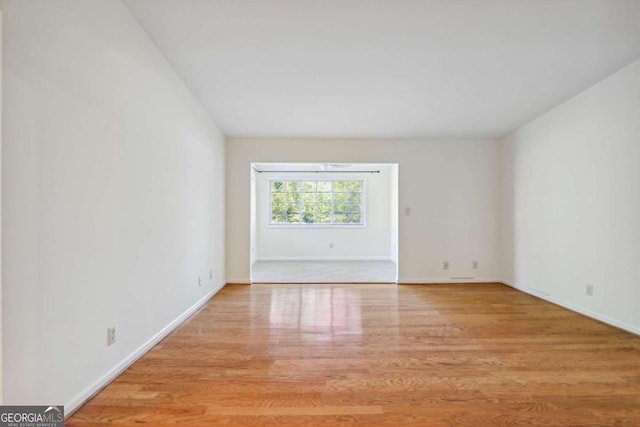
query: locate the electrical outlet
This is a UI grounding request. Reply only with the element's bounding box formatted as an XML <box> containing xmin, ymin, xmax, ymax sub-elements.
<box><xmin>329</xmin><ymin>242</ymin><xmax>334</xmax><ymax>249</ymax></box>
<box><xmin>472</xmin><ymin>261</ymin><xmax>478</xmax><ymax>269</ymax></box>
<box><xmin>209</xmin><ymin>269</ymin><xmax>213</xmax><ymax>280</ymax></box>
<box><xmin>585</xmin><ymin>284</ymin><xmax>594</xmax><ymax>296</ymax></box>
<box><xmin>404</xmin><ymin>207</ymin><xmax>412</xmax><ymax>216</ymax></box>
<box><xmin>107</xmin><ymin>327</ymin><xmax>116</xmax><ymax>346</ymax></box>
<box><xmin>198</xmin><ymin>276</ymin><xmax>203</xmax><ymax>287</ymax></box>
<box><xmin>443</xmin><ymin>261</ymin><xmax>449</xmax><ymax>270</ymax></box>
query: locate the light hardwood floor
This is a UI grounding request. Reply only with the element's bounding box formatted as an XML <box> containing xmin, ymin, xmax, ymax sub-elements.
<box><xmin>68</xmin><ymin>283</ymin><xmax>640</xmax><ymax>426</ymax></box>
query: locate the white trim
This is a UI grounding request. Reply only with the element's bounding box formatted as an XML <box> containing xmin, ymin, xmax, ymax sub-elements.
<box><xmin>398</xmin><ymin>278</ymin><xmax>503</xmax><ymax>284</ymax></box>
<box><xmin>502</xmin><ymin>280</ymin><xmax>640</xmax><ymax>336</ymax></box>
<box><xmin>266</xmin><ymin>224</ymin><xmax>366</xmax><ymax>229</ymax></box>
<box><xmin>65</xmin><ymin>283</ymin><xmax>225</xmax><ymax>417</ymax></box>
<box><xmin>256</xmin><ymin>256</ymin><xmax>392</xmax><ymax>262</ymax></box>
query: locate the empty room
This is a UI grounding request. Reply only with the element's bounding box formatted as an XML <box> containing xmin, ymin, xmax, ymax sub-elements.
<box><xmin>1</xmin><ymin>1</ymin><xmax>639</xmax><ymax>426</ymax></box>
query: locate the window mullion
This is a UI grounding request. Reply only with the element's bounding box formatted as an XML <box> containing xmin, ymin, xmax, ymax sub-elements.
<box><xmin>314</xmin><ymin>182</ymin><xmax>318</xmax><ymax>225</ymax></box>
<box><xmin>286</xmin><ymin>187</ymin><xmax>290</xmax><ymax>224</ymax></box>
<box><xmin>330</xmin><ymin>181</ymin><xmax>335</xmax><ymax>225</ymax></box>
<box><xmin>298</xmin><ymin>180</ymin><xmax>302</xmax><ymax>223</ymax></box>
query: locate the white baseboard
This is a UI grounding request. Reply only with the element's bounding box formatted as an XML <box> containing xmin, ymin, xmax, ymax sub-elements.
<box><xmin>502</xmin><ymin>280</ymin><xmax>640</xmax><ymax>336</ymax></box>
<box><xmin>398</xmin><ymin>277</ymin><xmax>502</xmax><ymax>284</ymax></box>
<box><xmin>226</xmin><ymin>277</ymin><xmax>251</xmax><ymax>284</ymax></box>
<box><xmin>65</xmin><ymin>283</ymin><xmax>225</xmax><ymax>417</ymax></box>
<box><xmin>256</xmin><ymin>257</ymin><xmax>393</xmax><ymax>262</ymax></box>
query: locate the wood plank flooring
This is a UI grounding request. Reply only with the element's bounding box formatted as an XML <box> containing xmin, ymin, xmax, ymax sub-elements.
<box><xmin>68</xmin><ymin>283</ymin><xmax>640</xmax><ymax>426</ymax></box>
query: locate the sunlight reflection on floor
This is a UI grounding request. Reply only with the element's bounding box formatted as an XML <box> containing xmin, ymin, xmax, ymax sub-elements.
<box><xmin>269</xmin><ymin>286</ymin><xmax>363</xmax><ymax>341</ymax></box>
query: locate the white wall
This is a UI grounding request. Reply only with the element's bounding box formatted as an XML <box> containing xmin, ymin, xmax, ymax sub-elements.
<box><xmin>1</xmin><ymin>0</ymin><xmax>225</xmax><ymax>410</ymax></box>
<box><xmin>390</xmin><ymin>164</ymin><xmax>399</xmax><ymax>265</ymax></box>
<box><xmin>254</xmin><ymin>167</ymin><xmax>392</xmax><ymax>261</ymax></box>
<box><xmin>249</xmin><ymin>167</ymin><xmax>257</xmax><ymax>265</ymax></box>
<box><xmin>0</xmin><ymin>8</ymin><xmax>4</xmax><ymax>405</ymax></box>
<box><xmin>501</xmin><ymin>58</ymin><xmax>640</xmax><ymax>334</ymax></box>
<box><xmin>227</xmin><ymin>139</ymin><xmax>501</xmax><ymax>283</ymax></box>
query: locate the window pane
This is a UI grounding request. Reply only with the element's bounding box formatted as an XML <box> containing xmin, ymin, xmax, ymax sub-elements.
<box><xmin>333</xmin><ymin>193</ymin><xmax>347</xmax><ymax>204</ymax></box>
<box><xmin>347</xmin><ymin>192</ymin><xmax>361</xmax><ymax>204</ymax></box>
<box><xmin>302</xmin><ymin>193</ymin><xmax>315</xmax><ymax>203</ymax></box>
<box><xmin>271</xmin><ymin>181</ymin><xmax>285</xmax><ymax>192</ymax></box>
<box><xmin>317</xmin><ymin>192</ymin><xmax>330</xmax><ymax>203</ymax></box>
<box><xmin>285</xmin><ymin>203</ymin><xmax>300</xmax><ymax>223</ymax></box>
<box><xmin>345</xmin><ymin>181</ymin><xmax>361</xmax><ymax>192</ymax></box>
<box><xmin>302</xmin><ymin>203</ymin><xmax>316</xmax><ymax>224</ymax></box>
<box><xmin>301</xmin><ymin>210</ymin><xmax>315</xmax><ymax>223</ymax></box>
<box><xmin>286</xmin><ymin>202</ymin><xmax>299</xmax><ymax>214</ymax></box>
<box><xmin>302</xmin><ymin>181</ymin><xmax>316</xmax><ymax>192</ymax></box>
<box><xmin>272</xmin><ymin>212</ymin><xmax>287</xmax><ymax>223</ymax></box>
<box><xmin>348</xmin><ymin>213</ymin><xmax>362</xmax><ymax>223</ymax></box>
<box><xmin>334</xmin><ymin>195</ymin><xmax>347</xmax><ymax>213</ymax></box>
<box><xmin>317</xmin><ymin>181</ymin><xmax>331</xmax><ymax>192</ymax></box>
<box><xmin>318</xmin><ymin>200</ymin><xmax>331</xmax><ymax>210</ymax></box>
<box><xmin>286</xmin><ymin>192</ymin><xmax>300</xmax><ymax>203</ymax></box>
<box><xmin>272</xmin><ymin>203</ymin><xmax>286</xmax><ymax>223</ymax></box>
<box><xmin>317</xmin><ymin>211</ymin><xmax>331</xmax><ymax>223</ymax></box>
<box><xmin>271</xmin><ymin>192</ymin><xmax>286</xmax><ymax>204</ymax></box>
<box><xmin>317</xmin><ymin>202</ymin><xmax>331</xmax><ymax>223</ymax></box>
<box><xmin>345</xmin><ymin>203</ymin><xmax>360</xmax><ymax>214</ymax></box>
<box><xmin>286</xmin><ymin>181</ymin><xmax>300</xmax><ymax>192</ymax></box>
<box><xmin>333</xmin><ymin>213</ymin><xmax>347</xmax><ymax>224</ymax></box>
<box><xmin>333</xmin><ymin>181</ymin><xmax>346</xmax><ymax>192</ymax></box>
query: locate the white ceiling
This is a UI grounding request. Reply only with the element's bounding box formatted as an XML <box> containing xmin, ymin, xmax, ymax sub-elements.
<box><xmin>124</xmin><ymin>0</ymin><xmax>640</xmax><ymax>139</ymax></box>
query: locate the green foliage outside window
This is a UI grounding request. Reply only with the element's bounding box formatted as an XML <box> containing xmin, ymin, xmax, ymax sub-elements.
<box><xmin>270</xmin><ymin>180</ymin><xmax>364</xmax><ymax>225</ymax></box>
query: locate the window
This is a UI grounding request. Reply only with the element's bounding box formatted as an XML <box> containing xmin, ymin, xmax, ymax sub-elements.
<box><xmin>270</xmin><ymin>179</ymin><xmax>364</xmax><ymax>226</ymax></box>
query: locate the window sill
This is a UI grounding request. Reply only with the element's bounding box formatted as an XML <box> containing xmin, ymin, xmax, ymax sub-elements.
<box><xmin>267</xmin><ymin>224</ymin><xmax>367</xmax><ymax>229</ymax></box>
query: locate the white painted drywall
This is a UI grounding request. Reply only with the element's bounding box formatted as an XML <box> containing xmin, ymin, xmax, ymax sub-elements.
<box><xmin>1</xmin><ymin>0</ymin><xmax>225</xmax><ymax>408</ymax></box>
<box><xmin>390</xmin><ymin>164</ymin><xmax>399</xmax><ymax>265</ymax></box>
<box><xmin>249</xmin><ymin>167</ymin><xmax>257</xmax><ymax>266</ymax></box>
<box><xmin>0</xmin><ymin>8</ymin><xmax>4</xmax><ymax>405</ymax></box>
<box><xmin>227</xmin><ymin>139</ymin><xmax>501</xmax><ymax>283</ymax></box>
<box><xmin>254</xmin><ymin>167</ymin><xmax>392</xmax><ymax>261</ymax></box>
<box><xmin>501</xmin><ymin>58</ymin><xmax>640</xmax><ymax>334</ymax></box>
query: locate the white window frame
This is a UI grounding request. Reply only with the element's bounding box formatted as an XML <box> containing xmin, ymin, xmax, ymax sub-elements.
<box><xmin>268</xmin><ymin>178</ymin><xmax>366</xmax><ymax>228</ymax></box>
